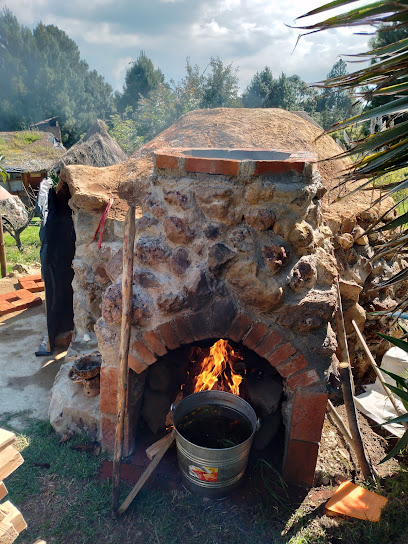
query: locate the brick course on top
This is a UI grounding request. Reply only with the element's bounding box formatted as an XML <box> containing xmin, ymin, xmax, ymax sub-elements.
<box><xmin>154</xmin><ymin>147</ymin><xmax>317</xmax><ymax>177</ymax></box>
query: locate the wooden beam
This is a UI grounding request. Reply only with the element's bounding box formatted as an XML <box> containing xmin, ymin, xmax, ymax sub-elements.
<box><xmin>0</xmin><ymin>431</ymin><xmax>16</xmax><ymax>453</ymax></box>
<box><xmin>0</xmin><ymin>501</ymin><xmax>27</xmax><ymax>534</ymax></box>
<box><xmin>0</xmin><ymin>446</ymin><xmax>24</xmax><ymax>481</ymax></box>
<box><xmin>0</xmin><ymin>482</ymin><xmax>7</xmax><ymax>501</ymax></box>
<box><xmin>111</xmin><ymin>204</ymin><xmax>136</xmax><ymax>515</ymax></box>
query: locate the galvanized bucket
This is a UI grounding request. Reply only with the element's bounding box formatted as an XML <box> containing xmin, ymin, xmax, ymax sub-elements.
<box><xmin>172</xmin><ymin>390</ymin><xmax>259</xmax><ymax>498</ymax></box>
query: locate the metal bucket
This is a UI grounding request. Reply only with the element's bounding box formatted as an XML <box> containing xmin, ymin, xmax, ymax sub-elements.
<box><xmin>172</xmin><ymin>390</ymin><xmax>259</xmax><ymax>498</ymax></box>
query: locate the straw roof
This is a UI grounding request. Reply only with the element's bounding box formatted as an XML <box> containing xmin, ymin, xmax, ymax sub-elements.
<box><xmin>0</xmin><ymin>131</ymin><xmax>65</xmax><ymax>172</ymax></box>
<box><xmin>52</xmin><ymin>120</ymin><xmax>127</xmax><ymax>173</ymax></box>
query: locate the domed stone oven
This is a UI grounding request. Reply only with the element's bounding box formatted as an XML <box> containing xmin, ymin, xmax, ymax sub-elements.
<box><xmin>52</xmin><ymin>108</ymin><xmax>403</xmax><ymax>489</ymax></box>
<box><xmin>94</xmin><ymin>144</ymin><xmax>339</xmax><ymax>487</ymax></box>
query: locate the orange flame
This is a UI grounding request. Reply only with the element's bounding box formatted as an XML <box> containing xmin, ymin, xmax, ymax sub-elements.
<box><xmin>193</xmin><ymin>339</ymin><xmax>243</xmax><ymax>395</ymax></box>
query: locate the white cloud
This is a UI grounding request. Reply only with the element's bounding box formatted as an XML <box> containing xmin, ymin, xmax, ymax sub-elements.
<box><xmin>0</xmin><ymin>0</ymin><xmax>373</xmax><ymax>92</ymax></box>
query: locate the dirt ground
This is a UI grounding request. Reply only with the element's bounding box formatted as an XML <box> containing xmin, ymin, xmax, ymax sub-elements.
<box><xmin>0</xmin><ymin>273</ymin><xmax>66</xmax><ymax>424</ymax></box>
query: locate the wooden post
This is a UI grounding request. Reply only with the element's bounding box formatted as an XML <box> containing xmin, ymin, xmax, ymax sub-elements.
<box><xmin>111</xmin><ymin>204</ymin><xmax>136</xmax><ymax>515</ymax></box>
<box><xmin>0</xmin><ymin>215</ymin><xmax>7</xmax><ymax>278</ymax></box>
<box><xmin>335</xmin><ymin>278</ymin><xmax>375</xmax><ymax>481</ymax></box>
<box><xmin>339</xmin><ymin>362</ymin><xmax>374</xmax><ymax>480</ymax></box>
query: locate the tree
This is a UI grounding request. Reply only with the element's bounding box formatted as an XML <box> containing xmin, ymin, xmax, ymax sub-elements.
<box><xmin>242</xmin><ymin>68</ymin><xmax>317</xmax><ymax>114</ymax></box>
<box><xmin>199</xmin><ymin>57</ymin><xmax>240</xmax><ymax>108</ymax></box>
<box><xmin>0</xmin><ymin>9</ymin><xmax>113</xmax><ymax>145</ymax></box>
<box><xmin>242</xmin><ymin>67</ymin><xmax>275</xmax><ymax>108</ymax></box>
<box><xmin>116</xmin><ymin>52</ymin><xmax>165</xmax><ymax>114</ymax></box>
<box><xmin>316</xmin><ymin>60</ymin><xmax>356</xmax><ymax>129</ymax></box>
<box><xmin>298</xmin><ymin>0</ymin><xmax>408</xmax><ymax>459</ymax></box>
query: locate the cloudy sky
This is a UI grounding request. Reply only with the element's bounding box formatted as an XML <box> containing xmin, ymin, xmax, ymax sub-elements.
<box><xmin>0</xmin><ymin>0</ymin><xmax>373</xmax><ymax>92</ymax></box>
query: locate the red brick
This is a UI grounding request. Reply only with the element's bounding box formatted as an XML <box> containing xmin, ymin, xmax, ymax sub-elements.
<box><xmin>157</xmin><ymin>321</ymin><xmax>181</xmax><ymax>350</ymax></box>
<box><xmin>276</xmin><ymin>354</ymin><xmax>308</xmax><ymax>378</ymax></box>
<box><xmin>142</xmin><ymin>331</ymin><xmax>167</xmax><ymax>357</ymax></box>
<box><xmin>132</xmin><ymin>340</ymin><xmax>157</xmax><ymax>366</ymax></box>
<box><xmin>243</xmin><ymin>322</ymin><xmax>268</xmax><ymax>350</ymax></box>
<box><xmin>255</xmin><ymin>160</ymin><xmax>305</xmax><ymax>176</ymax></box>
<box><xmin>184</xmin><ymin>157</ymin><xmax>239</xmax><ymax>176</ymax></box>
<box><xmin>287</xmin><ymin>369</ymin><xmax>321</xmax><ymax>390</ymax></box>
<box><xmin>283</xmin><ymin>439</ymin><xmax>319</xmax><ymax>487</ymax></box>
<box><xmin>155</xmin><ymin>153</ymin><xmax>179</xmax><ymax>170</ymax></box>
<box><xmin>219</xmin><ymin>160</ymin><xmax>240</xmax><ymax>176</ymax></box>
<box><xmin>289</xmin><ymin>390</ymin><xmax>328</xmax><ymax>443</ymax></box>
<box><xmin>128</xmin><ymin>353</ymin><xmax>148</xmax><ymax>374</ymax></box>
<box><xmin>100</xmin><ymin>366</ymin><xmax>119</xmax><ymax>415</ymax></box>
<box><xmin>254</xmin><ymin>330</ymin><xmax>283</xmax><ymax>358</ymax></box>
<box><xmin>101</xmin><ymin>414</ymin><xmax>133</xmax><ymax>456</ymax></box>
<box><xmin>0</xmin><ymin>289</ymin><xmax>42</xmax><ymax>315</ymax></box>
<box><xmin>174</xmin><ymin>316</ymin><xmax>195</xmax><ymax>344</ymax></box>
<box><xmin>267</xmin><ymin>342</ymin><xmax>297</xmax><ymax>368</ymax></box>
<box><xmin>228</xmin><ymin>314</ymin><xmax>252</xmax><ymax>343</ymax></box>
<box><xmin>19</xmin><ymin>274</ymin><xmax>42</xmax><ymax>281</ymax></box>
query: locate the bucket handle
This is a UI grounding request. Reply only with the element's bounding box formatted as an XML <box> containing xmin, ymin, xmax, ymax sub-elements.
<box><xmin>256</xmin><ymin>418</ymin><xmax>261</xmax><ymax>431</ymax></box>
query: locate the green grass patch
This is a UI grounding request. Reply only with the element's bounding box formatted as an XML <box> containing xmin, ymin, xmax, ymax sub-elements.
<box><xmin>4</xmin><ymin>221</ymin><xmax>41</xmax><ymax>272</ymax></box>
<box><xmin>0</xmin><ymin>414</ymin><xmax>407</xmax><ymax>544</ymax></box>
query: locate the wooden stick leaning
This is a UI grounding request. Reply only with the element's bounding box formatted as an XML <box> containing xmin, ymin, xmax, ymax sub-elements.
<box><xmin>352</xmin><ymin>319</ymin><xmax>408</xmax><ymax>429</ymax></box>
<box><xmin>327</xmin><ymin>400</ymin><xmax>354</xmax><ymax>448</ymax></box>
<box><xmin>118</xmin><ymin>430</ymin><xmax>176</xmax><ymax>515</ymax></box>
<box><xmin>335</xmin><ymin>278</ymin><xmax>374</xmax><ymax>481</ymax></box>
<box><xmin>112</xmin><ymin>204</ymin><xmax>136</xmax><ymax>515</ymax></box>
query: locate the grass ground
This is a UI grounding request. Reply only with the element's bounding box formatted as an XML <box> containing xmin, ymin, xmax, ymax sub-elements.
<box><xmin>3</xmin><ymin>218</ymin><xmax>41</xmax><ymax>273</ymax></box>
<box><xmin>1</xmin><ymin>414</ymin><xmax>408</xmax><ymax>544</ymax></box>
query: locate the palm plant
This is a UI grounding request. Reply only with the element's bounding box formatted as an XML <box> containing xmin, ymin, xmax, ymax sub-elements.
<box><xmin>298</xmin><ymin>0</ymin><xmax>408</xmax><ymax>311</ymax></box>
<box><xmin>297</xmin><ymin>0</ymin><xmax>408</xmax><ymax>459</ymax></box>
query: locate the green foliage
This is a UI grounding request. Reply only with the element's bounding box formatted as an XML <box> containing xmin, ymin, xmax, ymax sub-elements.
<box><xmin>0</xmin><ymin>8</ymin><xmax>113</xmax><ymax>146</ymax></box>
<box><xmin>199</xmin><ymin>57</ymin><xmax>240</xmax><ymax>108</ymax></box>
<box><xmin>108</xmin><ymin>107</ymin><xmax>143</xmax><ymax>155</ymax></box>
<box><xmin>115</xmin><ymin>51</ymin><xmax>166</xmax><ymax>114</ymax></box>
<box><xmin>4</xmin><ymin>220</ymin><xmax>40</xmax><ymax>272</ymax></box>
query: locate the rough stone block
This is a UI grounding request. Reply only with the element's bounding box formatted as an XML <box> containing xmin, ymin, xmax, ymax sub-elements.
<box><xmin>208</xmin><ymin>298</ymin><xmax>236</xmax><ymax>337</ymax></box>
<box><xmin>174</xmin><ymin>316</ymin><xmax>195</xmax><ymax>345</ymax></box>
<box><xmin>283</xmin><ymin>439</ymin><xmax>319</xmax><ymax>487</ymax></box>
<box><xmin>189</xmin><ymin>311</ymin><xmax>212</xmax><ymax>341</ymax></box>
<box><xmin>289</xmin><ymin>390</ymin><xmax>328</xmax><ymax>443</ymax></box>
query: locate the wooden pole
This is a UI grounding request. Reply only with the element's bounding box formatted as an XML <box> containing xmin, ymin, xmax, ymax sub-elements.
<box><xmin>111</xmin><ymin>204</ymin><xmax>136</xmax><ymax>515</ymax></box>
<box><xmin>118</xmin><ymin>430</ymin><xmax>176</xmax><ymax>515</ymax></box>
<box><xmin>0</xmin><ymin>215</ymin><xmax>7</xmax><ymax>278</ymax></box>
<box><xmin>335</xmin><ymin>278</ymin><xmax>375</xmax><ymax>481</ymax></box>
<box><xmin>339</xmin><ymin>362</ymin><xmax>374</xmax><ymax>480</ymax></box>
<box><xmin>352</xmin><ymin>320</ymin><xmax>408</xmax><ymax>428</ymax></box>
<box><xmin>327</xmin><ymin>400</ymin><xmax>354</xmax><ymax>448</ymax></box>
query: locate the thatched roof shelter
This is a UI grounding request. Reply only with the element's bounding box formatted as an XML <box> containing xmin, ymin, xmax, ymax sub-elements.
<box><xmin>52</xmin><ymin>120</ymin><xmax>126</xmax><ymax>174</ymax></box>
<box><xmin>0</xmin><ymin>131</ymin><xmax>65</xmax><ymax>173</ymax></box>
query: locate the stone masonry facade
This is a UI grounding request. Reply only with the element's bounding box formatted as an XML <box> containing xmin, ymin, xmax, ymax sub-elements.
<box><xmin>93</xmin><ymin>148</ymin><xmax>339</xmax><ymax>487</ymax></box>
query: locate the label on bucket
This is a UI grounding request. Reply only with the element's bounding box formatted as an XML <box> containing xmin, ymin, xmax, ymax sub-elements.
<box><xmin>189</xmin><ymin>465</ymin><xmax>218</xmax><ymax>482</ymax></box>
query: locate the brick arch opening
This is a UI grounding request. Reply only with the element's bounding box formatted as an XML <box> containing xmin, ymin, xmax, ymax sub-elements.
<box><xmin>99</xmin><ymin>306</ymin><xmax>328</xmax><ymax>486</ymax></box>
